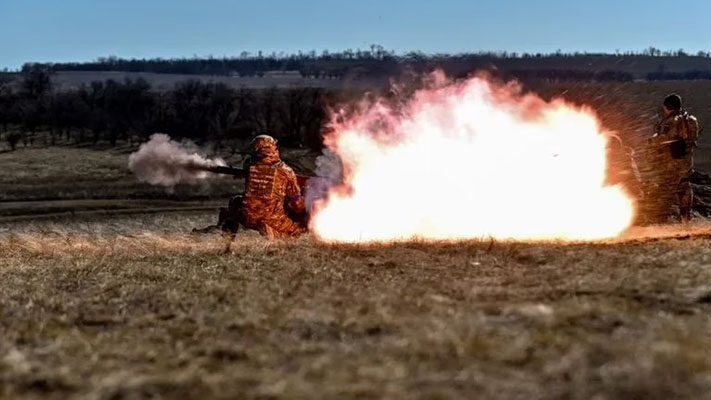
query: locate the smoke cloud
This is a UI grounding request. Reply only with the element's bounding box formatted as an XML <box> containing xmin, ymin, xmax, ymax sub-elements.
<box><xmin>304</xmin><ymin>149</ymin><xmax>343</xmax><ymax>211</ymax></box>
<box><xmin>128</xmin><ymin>133</ymin><xmax>226</xmax><ymax>186</ymax></box>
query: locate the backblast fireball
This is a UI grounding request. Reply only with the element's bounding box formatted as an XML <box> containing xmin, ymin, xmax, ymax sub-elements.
<box><xmin>308</xmin><ymin>73</ymin><xmax>635</xmax><ymax>243</ymax></box>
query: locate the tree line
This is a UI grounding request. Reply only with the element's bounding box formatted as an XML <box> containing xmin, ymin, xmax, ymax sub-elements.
<box><xmin>2</xmin><ymin>58</ymin><xmax>710</xmax><ymax>154</ymax></box>
<box><xmin>646</xmin><ymin>70</ymin><xmax>711</xmax><ymax>80</ymax></box>
<box><xmin>21</xmin><ymin>47</ymin><xmax>711</xmax><ymax>80</ymax></box>
<box><xmin>0</xmin><ymin>68</ymin><xmax>350</xmax><ymax>152</ymax></box>
<box><xmin>22</xmin><ymin>46</ymin><xmax>398</xmax><ymax>78</ymax></box>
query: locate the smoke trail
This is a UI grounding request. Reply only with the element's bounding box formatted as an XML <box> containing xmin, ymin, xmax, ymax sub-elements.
<box><xmin>128</xmin><ymin>133</ymin><xmax>226</xmax><ymax>186</ymax></box>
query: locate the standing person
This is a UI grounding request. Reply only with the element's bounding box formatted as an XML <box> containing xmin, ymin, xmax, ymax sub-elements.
<box><xmin>648</xmin><ymin>94</ymin><xmax>700</xmax><ymax>225</ymax></box>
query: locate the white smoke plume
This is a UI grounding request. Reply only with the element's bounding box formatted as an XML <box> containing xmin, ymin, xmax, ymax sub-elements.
<box><xmin>128</xmin><ymin>133</ymin><xmax>226</xmax><ymax>186</ymax></box>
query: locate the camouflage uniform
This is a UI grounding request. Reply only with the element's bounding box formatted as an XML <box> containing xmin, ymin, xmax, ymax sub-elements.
<box><xmin>648</xmin><ymin>108</ymin><xmax>699</xmax><ymax>223</ymax></box>
<box><xmin>241</xmin><ymin>135</ymin><xmax>306</xmax><ymax>239</ymax></box>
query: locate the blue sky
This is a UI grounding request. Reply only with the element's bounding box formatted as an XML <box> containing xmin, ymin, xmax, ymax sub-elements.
<box><xmin>1</xmin><ymin>0</ymin><xmax>710</xmax><ymax>70</ymax></box>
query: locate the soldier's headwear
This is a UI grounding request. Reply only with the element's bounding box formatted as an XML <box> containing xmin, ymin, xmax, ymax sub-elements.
<box><xmin>250</xmin><ymin>135</ymin><xmax>280</xmax><ymax>161</ymax></box>
<box><xmin>663</xmin><ymin>94</ymin><xmax>682</xmax><ymax>111</ymax></box>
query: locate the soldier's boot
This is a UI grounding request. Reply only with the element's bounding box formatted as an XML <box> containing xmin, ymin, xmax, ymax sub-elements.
<box><xmin>192</xmin><ymin>208</ymin><xmax>225</xmax><ymax>234</ymax></box>
<box><xmin>192</xmin><ymin>205</ymin><xmax>235</xmax><ymax>235</ymax></box>
<box><xmin>194</xmin><ymin>197</ymin><xmax>240</xmax><ymax>235</ymax></box>
<box><xmin>192</xmin><ymin>225</ymin><xmax>220</xmax><ymax>234</ymax></box>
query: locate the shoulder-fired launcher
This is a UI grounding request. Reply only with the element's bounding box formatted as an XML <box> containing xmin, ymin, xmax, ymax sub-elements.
<box><xmin>202</xmin><ymin>165</ymin><xmax>312</xmax><ymax>188</ymax></box>
<box><xmin>203</xmin><ymin>165</ymin><xmax>247</xmax><ymax>178</ymax></box>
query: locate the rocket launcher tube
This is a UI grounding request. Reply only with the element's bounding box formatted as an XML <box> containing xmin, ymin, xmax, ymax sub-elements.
<box><xmin>198</xmin><ymin>164</ymin><xmax>313</xmax><ymax>189</ymax></box>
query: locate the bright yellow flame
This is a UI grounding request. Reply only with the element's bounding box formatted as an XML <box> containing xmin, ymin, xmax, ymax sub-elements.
<box><xmin>309</xmin><ymin>73</ymin><xmax>635</xmax><ymax>243</ymax></box>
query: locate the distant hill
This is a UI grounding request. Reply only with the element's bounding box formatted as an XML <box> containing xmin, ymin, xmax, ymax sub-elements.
<box><xmin>9</xmin><ymin>52</ymin><xmax>711</xmax><ymax>94</ymax></box>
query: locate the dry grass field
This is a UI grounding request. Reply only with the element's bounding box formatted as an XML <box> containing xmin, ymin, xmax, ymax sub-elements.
<box><xmin>3</xmin><ymin>214</ymin><xmax>711</xmax><ymax>399</ymax></box>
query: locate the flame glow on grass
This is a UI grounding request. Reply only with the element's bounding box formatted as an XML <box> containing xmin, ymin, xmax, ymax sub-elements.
<box><xmin>309</xmin><ymin>73</ymin><xmax>635</xmax><ymax>243</ymax></box>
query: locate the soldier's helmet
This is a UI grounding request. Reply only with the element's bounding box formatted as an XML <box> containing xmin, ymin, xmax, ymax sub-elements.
<box><xmin>250</xmin><ymin>135</ymin><xmax>279</xmax><ymax>159</ymax></box>
<box><xmin>663</xmin><ymin>94</ymin><xmax>682</xmax><ymax>111</ymax></box>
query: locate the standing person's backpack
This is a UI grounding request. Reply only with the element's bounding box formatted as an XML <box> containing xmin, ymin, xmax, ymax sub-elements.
<box><xmin>669</xmin><ymin>111</ymin><xmax>699</xmax><ymax>159</ymax></box>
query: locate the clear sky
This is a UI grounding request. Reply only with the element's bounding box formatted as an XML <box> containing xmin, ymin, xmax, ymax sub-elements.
<box><xmin>1</xmin><ymin>0</ymin><xmax>710</xmax><ymax>70</ymax></box>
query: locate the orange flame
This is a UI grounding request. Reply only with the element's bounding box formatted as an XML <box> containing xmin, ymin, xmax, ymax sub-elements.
<box><xmin>309</xmin><ymin>73</ymin><xmax>635</xmax><ymax>243</ymax></box>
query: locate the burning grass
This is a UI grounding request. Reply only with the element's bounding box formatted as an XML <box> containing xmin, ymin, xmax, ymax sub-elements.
<box><xmin>3</xmin><ymin>212</ymin><xmax>711</xmax><ymax>399</ymax></box>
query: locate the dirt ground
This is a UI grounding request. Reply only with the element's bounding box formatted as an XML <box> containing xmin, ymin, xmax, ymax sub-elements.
<box><xmin>2</xmin><ymin>212</ymin><xmax>711</xmax><ymax>399</ymax></box>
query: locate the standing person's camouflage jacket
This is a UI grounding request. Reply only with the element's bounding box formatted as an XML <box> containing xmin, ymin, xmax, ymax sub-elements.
<box><xmin>652</xmin><ymin>110</ymin><xmax>700</xmax><ymax>177</ymax></box>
